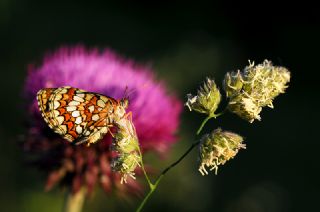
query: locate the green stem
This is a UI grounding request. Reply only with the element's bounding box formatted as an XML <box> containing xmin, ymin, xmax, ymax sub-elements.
<box><xmin>135</xmin><ymin>179</ymin><xmax>159</xmax><ymax>212</ymax></box>
<box><xmin>63</xmin><ymin>187</ymin><xmax>86</xmax><ymax>212</ymax></box>
<box><xmin>136</xmin><ymin>141</ymin><xmax>200</xmax><ymax>212</ymax></box>
<box><xmin>137</xmin><ymin>147</ymin><xmax>153</xmax><ymax>189</ymax></box>
<box><xmin>196</xmin><ymin>108</ymin><xmax>228</xmax><ymax>135</ymax></box>
<box><xmin>196</xmin><ymin>115</ymin><xmax>213</xmax><ymax>135</ymax></box>
<box><xmin>136</xmin><ymin>107</ymin><xmax>228</xmax><ymax>211</ymax></box>
<box><xmin>215</xmin><ymin>107</ymin><xmax>228</xmax><ymax>117</ymax></box>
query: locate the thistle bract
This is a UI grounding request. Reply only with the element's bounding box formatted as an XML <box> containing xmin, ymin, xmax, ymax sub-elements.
<box><xmin>198</xmin><ymin>128</ymin><xmax>245</xmax><ymax>175</ymax></box>
<box><xmin>185</xmin><ymin>78</ymin><xmax>221</xmax><ymax>116</ymax></box>
<box><xmin>224</xmin><ymin>60</ymin><xmax>291</xmax><ymax>123</ymax></box>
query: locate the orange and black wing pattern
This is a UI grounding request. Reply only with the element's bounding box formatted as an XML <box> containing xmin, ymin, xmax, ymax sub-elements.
<box><xmin>37</xmin><ymin>86</ymin><xmax>117</xmax><ymax>145</ymax></box>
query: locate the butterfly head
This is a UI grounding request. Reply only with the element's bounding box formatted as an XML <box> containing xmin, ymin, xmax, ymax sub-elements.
<box><xmin>113</xmin><ymin>97</ymin><xmax>129</xmax><ymax>119</ymax></box>
<box><xmin>120</xmin><ymin>98</ymin><xmax>129</xmax><ymax>109</ymax></box>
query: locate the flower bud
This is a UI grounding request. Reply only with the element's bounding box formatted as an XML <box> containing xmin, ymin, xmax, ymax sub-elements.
<box><xmin>185</xmin><ymin>78</ymin><xmax>221</xmax><ymax>116</ymax></box>
<box><xmin>111</xmin><ymin>152</ymin><xmax>141</xmax><ymax>184</ymax></box>
<box><xmin>223</xmin><ymin>70</ymin><xmax>244</xmax><ymax>98</ymax></box>
<box><xmin>198</xmin><ymin>128</ymin><xmax>245</xmax><ymax>175</ymax></box>
<box><xmin>111</xmin><ymin>117</ymin><xmax>141</xmax><ymax>183</ymax></box>
<box><xmin>112</xmin><ymin>118</ymin><xmax>139</xmax><ymax>154</ymax></box>
<box><xmin>228</xmin><ymin>96</ymin><xmax>262</xmax><ymax>123</ymax></box>
<box><xmin>225</xmin><ymin>60</ymin><xmax>290</xmax><ymax>122</ymax></box>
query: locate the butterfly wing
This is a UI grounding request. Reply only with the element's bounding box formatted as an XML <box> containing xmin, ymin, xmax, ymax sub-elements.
<box><xmin>37</xmin><ymin>86</ymin><xmax>116</xmax><ymax>144</ymax></box>
<box><xmin>37</xmin><ymin>88</ymin><xmax>61</xmax><ymax>132</ymax></box>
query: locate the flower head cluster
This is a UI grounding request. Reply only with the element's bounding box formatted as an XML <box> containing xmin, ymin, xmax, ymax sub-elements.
<box><xmin>22</xmin><ymin>46</ymin><xmax>182</xmax><ymax>195</ymax></box>
<box><xmin>185</xmin><ymin>78</ymin><xmax>221</xmax><ymax>116</ymax></box>
<box><xmin>111</xmin><ymin>117</ymin><xmax>141</xmax><ymax>184</ymax></box>
<box><xmin>198</xmin><ymin>128</ymin><xmax>245</xmax><ymax>175</ymax></box>
<box><xmin>224</xmin><ymin>60</ymin><xmax>291</xmax><ymax>122</ymax></box>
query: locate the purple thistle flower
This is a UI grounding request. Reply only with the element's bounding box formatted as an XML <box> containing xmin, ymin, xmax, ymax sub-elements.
<box><xmin>23</xmin><ymin>46</ymin><xmax>182</xmax><ymax>194</ymax></box>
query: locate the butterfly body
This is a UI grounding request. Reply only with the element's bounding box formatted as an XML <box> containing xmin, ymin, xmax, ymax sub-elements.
<box><xmin>37</xmin><ymin>86</ymin><xmax>128</xmax><ymax>145</ymax></box>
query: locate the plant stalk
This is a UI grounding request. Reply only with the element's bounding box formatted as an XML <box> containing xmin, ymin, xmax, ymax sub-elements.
<box><xmin>136</xmin><ymin>141</ymin><xmax>200</xmax><ymax>212</ymax></box>
<box><xmin>63</xmin><ymin>187</ymin><xmax>86</xmax><ymax>212</ymax></box>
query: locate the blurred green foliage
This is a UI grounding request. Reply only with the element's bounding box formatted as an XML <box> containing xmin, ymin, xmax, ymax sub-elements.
<box><xmin>0</xmin><ymin>1</ymin><xmax>319</xmax><ymax>212</ymax></box>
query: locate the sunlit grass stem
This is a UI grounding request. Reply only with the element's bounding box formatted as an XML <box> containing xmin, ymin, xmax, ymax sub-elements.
<box><xmin>136</xmin><ymin>140</ymin><xmax>201</xmax><ymax>212</ymax></box>
<box><xmin>63</xmin><ymin>187</ymin><xmax>86</xmax><ymax>212</ymax></box>
<box><xmin>196</xmin><ymin>109</ymin><xmax>226</xmax><ymax>135</ymax></box>
<box><xmin>136</xmin><ymin>107</ymin><xmax>227</xmax><ymax>211</ymax></box>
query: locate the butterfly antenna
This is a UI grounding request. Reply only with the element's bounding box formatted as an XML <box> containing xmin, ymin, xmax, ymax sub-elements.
<box><xmin>122</xmin><ymin>83</ymin><xmax>150</xmax><ymax>101</ymax></box>
<box><xmin>123</xmin><ymin>85</ymin><xmax>129</xmax><ymax>99</ymax></box>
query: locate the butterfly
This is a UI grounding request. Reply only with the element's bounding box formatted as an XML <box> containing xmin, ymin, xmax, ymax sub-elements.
<box><xmin>37</xmin><ymin>86</ymin><xmax>129</xmax><ymax>145</ymax></box>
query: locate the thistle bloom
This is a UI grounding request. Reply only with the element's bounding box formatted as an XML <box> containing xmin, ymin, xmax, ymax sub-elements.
<box><xmin>198</xmin><ymin>128</ymin><xmax>245</xmax><ymax>175</ymax></box>
<box><xmin>224</xmin><ymin>60</ymin><xmax>291</xmax><ymax>123</ymax></box>
<box><xmin>23</xmin><ymin>46</ymin><xmax>182</xmax><ymax>195</ymax></box>
<box><xmin>185</xmin><ymin>78</ymin><xmax>221</xmax><ymax>116</ymax></box>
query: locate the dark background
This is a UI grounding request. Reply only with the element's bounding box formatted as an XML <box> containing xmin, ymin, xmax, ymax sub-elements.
<box><xmin>0</xmin><ymin>1</ymin><xmax>319</xmax><ymax>211</ymax></box>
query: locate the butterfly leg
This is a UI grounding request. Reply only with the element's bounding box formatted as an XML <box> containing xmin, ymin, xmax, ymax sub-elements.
<box><xmin>107</xmin><ymin>124</ymin><xmax>115</xmax><ymax>137</ymax></box>
<box><xmin>124</xmin><ymin>111</ymin><xmax>132</xmax><ymax>121</ymax></box>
